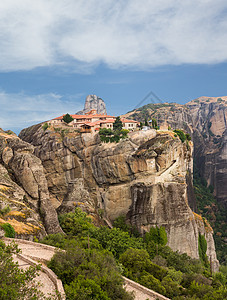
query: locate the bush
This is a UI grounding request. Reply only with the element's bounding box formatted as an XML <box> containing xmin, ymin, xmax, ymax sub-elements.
<box><xmin>198</xmin><ymin>233</ymin><xmax>208</xmax><ymax>266</ymax></box>
<box><xmin>145</xmin><ymin>226</ymin><xmax>167</xmax><ymax>246</ymax></box>
<box><xmin>0</xmin><ymin>223</ymin><xmax>15</xmax><ymax>238</ymax></box>
<box><xmin>49</xmin><ymin>247</ymin><xmax>133</xmax><ymax>300</ymax></box>
<box><xmin>58</xmin><ymin>208</ymin><xmax>94</xmax><ymax>237</ymax></box>
<box><xmin>65</xmin><ymin>276</ymin><xmax>110</xmax><ymax>300</ymax></box>
<box><xmin>173</xmin><ymin>129</ymin><xmax>186</xmax><ymax>143</ymax></box>
<box><xmin>139</xmin><ymin>274</ymin><xmax>166</xmax><ymax>295</ymax></box>
<box><xmin>113</xmin><ymin>215</ymin><xmax>140</xmax><ymax>237</ymax></box>
<box><xmin>0</xmin><ymin>206</ymin><xmax>10</xmax><ymax>216</ymax></box>
<box><xmin>162</xmin><ymin>276</ymin><xmax>181</xmax><ymax>298</ymax></box>
<box><xmin>119</xmin><ymin>248</ymin><xmax>167</xmax><ymax>281</ymax></box>
<box><xmin>91</xmin><ymin>227</ymin><xmax>144</xmax><ymax>258</ymax></box>
<box><xmin>42</xmin><ymin>122</ymin><xmax>49</xmax><ymax>131</ymax></box>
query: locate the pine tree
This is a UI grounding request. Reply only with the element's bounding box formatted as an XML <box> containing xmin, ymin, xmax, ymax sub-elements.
<box><xmin>63</xmin><ymin>113</ymin><xmax>74</xmax><ymax>124</ymax></box>
<box><xmin>113</xmin><ymin>116</ymin><xmax>123</xmax><ymax>131</ymax></box>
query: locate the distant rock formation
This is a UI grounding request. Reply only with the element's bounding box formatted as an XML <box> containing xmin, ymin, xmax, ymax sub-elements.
<box><xmin>76</xmin><ymin>95</ymin><xmax>107</xmax><ymax>115</ymax></box>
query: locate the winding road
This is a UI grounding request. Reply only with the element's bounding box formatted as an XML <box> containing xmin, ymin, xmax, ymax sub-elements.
<box><xmin>3</xmin><ymin>237</ymin><xmax>169</xmax><ymax>300</ymax></box>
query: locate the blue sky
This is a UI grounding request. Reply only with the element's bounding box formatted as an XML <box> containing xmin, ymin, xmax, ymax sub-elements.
<box><xmin>0</xmin><ymin>0</ymin><xmax>227</xmax><ymax>134</ymax></box>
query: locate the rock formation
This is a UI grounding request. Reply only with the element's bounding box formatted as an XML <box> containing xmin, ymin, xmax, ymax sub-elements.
<box><xmin>19</xmin><ymin>125</ymin><xmax>219</xmax><ymax>271</ymax></box>
<box><xmin>76</xmin><ymin>94</ymin><xmax>107</xmax><ymax>115</ymax></box>
<box><xmin>123</xmin><ymin>96</ymin><xmax>227</xmax><ymax>209</ymax></box>
<box><xmin>0</xmin><ymin>129</ymin><xmax>63</xmax><ymax>239</ymax></box>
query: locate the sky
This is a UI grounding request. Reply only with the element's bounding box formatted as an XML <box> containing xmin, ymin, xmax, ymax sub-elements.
<box><xmin>0</xmin><ymin>0</ymin><xmax>227</xmax><ymax>134</ymax></box>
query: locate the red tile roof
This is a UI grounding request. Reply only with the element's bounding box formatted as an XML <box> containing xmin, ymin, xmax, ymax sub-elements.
<box><xmin>53</xmin><ymin>115</ymin><xmax>138</xmax><ymax>125</ymax></box>
<box><xmin>121</xmin><ymin>118</ymin><xmax>138</xmax><ymax>123</ymax></box>
<box><xmin>71</xmin><ymin>114</ymin><xmax>115</xmax><ymax>119</ymax></box>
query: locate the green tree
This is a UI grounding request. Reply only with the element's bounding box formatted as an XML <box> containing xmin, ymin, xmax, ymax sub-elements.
<box><xmin>90</xmin><ymin>226</ymin><xmax>144</xmax><ymax>258</ymax></box>
<box><xmin>113</xmin><ymin>116</ymin><xmax>123</xmax><ymax>131</ymax></box>
<box><xmin>145</xmin><ymin>226</ymin><xmax>167</xmax><ymax>246</ymax></box>
<box><xmin>144</xmin><ymin>118</ymin><xmax>149</xmax><ymax>126</ymax></box>
<box><xmin>0</xmin><ymin>240</ymin><xmax>46</xmax><ymax>300</ymax></box>
<box><xmin>152</xmin><ymin>118</ymin><xmax>157</xmax><ymax>129</ymax></box>
<box><xmin>49</xmin><ymin>247</ymin><xmax>133</xmax><ymax>300</ymax></box>
<box><xmin>198</xmin><ymin>233</ymin><xmax>208</xmax><ymax>266</ymax></box>
<box><xmin>58</xmin><ymin>208</ymin><xmax>93</xmax><ymax>237</ymax></box>
<box><xmin>63</xmin><ymin>113</ymin><xmax>74</xmax><ymax>124</ymax></box>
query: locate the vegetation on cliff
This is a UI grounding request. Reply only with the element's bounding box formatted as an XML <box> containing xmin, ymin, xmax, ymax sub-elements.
<box><xmin>41</xmin><ymin>209</ymin><xmax>227</xmax><ymax>300</ymax></box>
<box><xmin>99</xmin><ymin>117</ymin><xmax>129</xmax><ymax>143</ymax></box>
<box><xmin>193</xmin><ymin>164</ymin><xmax>227</xmax><ymax>265</ymax></box>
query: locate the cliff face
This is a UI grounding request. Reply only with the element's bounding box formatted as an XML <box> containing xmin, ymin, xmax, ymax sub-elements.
<box><xmin>0</xmin><ymin>129</ymin><xmax>63</xmax><ymax>239</ymax></box>
<box><xmin>123</xmin><ymin>97</ymin><xmax>227</xmax><ymax>208</ymax></box>
<box><xmin>76</xmin><ymin>94</ymin><xmax>107</xmax><ymax>115</ymax></box>
<box><xmin>19</xmin><ymin>125</ymin><xmax>219</xmax><ymax>271</ymax></box>
<box><xmin>187</xmin><ymin>97</ymin><xmax>227</xmax><ymax>208</ymax></box>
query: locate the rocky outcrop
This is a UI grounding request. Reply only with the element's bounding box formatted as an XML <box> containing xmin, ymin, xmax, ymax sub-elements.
<box><xmin>123</xmin><ymin>97</ymin><xmax>227</xmax><ymax>209</ymax></box>
<box><xmin>0</xmin><ymin>129</ymin><xmax>63</xmax><ymax>238</ymax></box>
<box><xmin>19</xmin><ymin>125</ymin><xmax>219</xmax><ymax>271</ymax></box>
<box><xmin>76</xmin><ymin>94</ymin><xmax>107</xmax><ymax>115</ymax></box>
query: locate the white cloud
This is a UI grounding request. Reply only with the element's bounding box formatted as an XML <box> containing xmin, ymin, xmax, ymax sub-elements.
<box><xmin>0</xmin><ymin>91</ymin><xmax>83</xmax><ymax>132</ymax></box>
<box><xmin>0</xmin><ymin>0</ymin><xmax>227</xmax><ymax>71</ymax></box>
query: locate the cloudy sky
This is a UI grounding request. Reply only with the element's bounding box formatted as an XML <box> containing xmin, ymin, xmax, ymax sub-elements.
<box><xmin>0</xmin><ymin>0</ymin><xmax>227</xmax><ymax>133</ymax></box>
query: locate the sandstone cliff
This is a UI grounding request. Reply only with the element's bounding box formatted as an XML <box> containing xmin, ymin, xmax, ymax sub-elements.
<box><xmin>0</xmin><ymin>129</ymin><xmax>63</xmax><ymax>239</ymax></box>
<box><xmin>76</xmin><ymin>94</ymin><xmax>107</xmax><ymax>115</ymax></box>
<box><xmin>123</xmin><ymin>97</ymin><xmax>227</xmax><ymax>209</ymax></box>
<box><xmin>19</xmin><ymin>125</ymin><xmax>219</xmax><ymax>271</ymax></box>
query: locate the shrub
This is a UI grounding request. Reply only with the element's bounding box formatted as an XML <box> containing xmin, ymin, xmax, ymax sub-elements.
<box><xmin>0</xmin><ymin>206</ymin><xmax>10</xmax><ymax>216</ymax></box>
<box><xmin>152</xmin><ymin>255</ymin><xmax>167</xmax><ymax>267</ymax></box>
<box><xmin>42</xmin><ymin>122</ymin><xmax>49</xmax><ymax>131</ymax></box>
<box><xmin>65</xmin><ymin>276</ymin><xmax>110</xmax><ymax>300</ymax></box>
<box><xmin>162</xmin><ymin>276</ymin><xmax>181</xmax><ymax>298</ymax></box>
<box><xmin>113</xmin><ymin>215</ymin><xmax>140</xmax><ymax>237</ymax></box>
<box><xmin>0</xmin><ymin>223</ymin><xmax>15</xmax><ymax>238</ymax></box>
<box><xmin>119</xmin><ymin>248</ymin><xmax>167</xmax><ymax>281</ymax></box>
<box><xmin>58</xmin><ymin>208</ymin><xmax>93</xmax><ymax>237</ymax></box>
<box><xmin>49</xmin><ymin>247</ymin><xmax>133</xmax><ymax>300</ymax></box>
<box><xmin>139</xmin><ymin>274</ymin><xmax>166</xmax><ymax>295</ymax></box>
<box><xmin>91</xmin><ymin>227</ymin><xmax>144</xmax><ymax>259</ymax></box>
<box><xmin>198</xmin><ymin>233</ymin><xmax>208</xmax><ymax>266</ymax></box>
<box><xmin>173</xmin><ymin>129</ymin><xmax>186</xmax><ymax>143</ymax></box>
<box><xmin>144</xmin><ymin>226</ymin><xmax>167</xmax><ymax>246</ymax></box>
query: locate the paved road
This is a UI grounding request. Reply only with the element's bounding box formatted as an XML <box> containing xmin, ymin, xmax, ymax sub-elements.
<box><xmin>4</xmin><ymin>238</ymin><xmax>169</xmax><ymax>300</ymax></box>
<box><xmin>4</xmin><ymin>239</ymin><xmax>62</xmax><ymax>299</ymax></box>
<box><xmin>125</xmin><ymin>284</ymin><xmax>156</xmax><ymax>300</ymax></box>
<box><xmin>13</xmin><ymin>254</ymin><xmax>57</xmax><ymax>298</ymax></box>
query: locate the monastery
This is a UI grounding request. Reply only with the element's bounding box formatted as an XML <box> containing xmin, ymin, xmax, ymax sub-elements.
<box><xmin>50</xmin><ymin>109</ymin><xmax>138</xmax><ymax>132</ymax></box>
